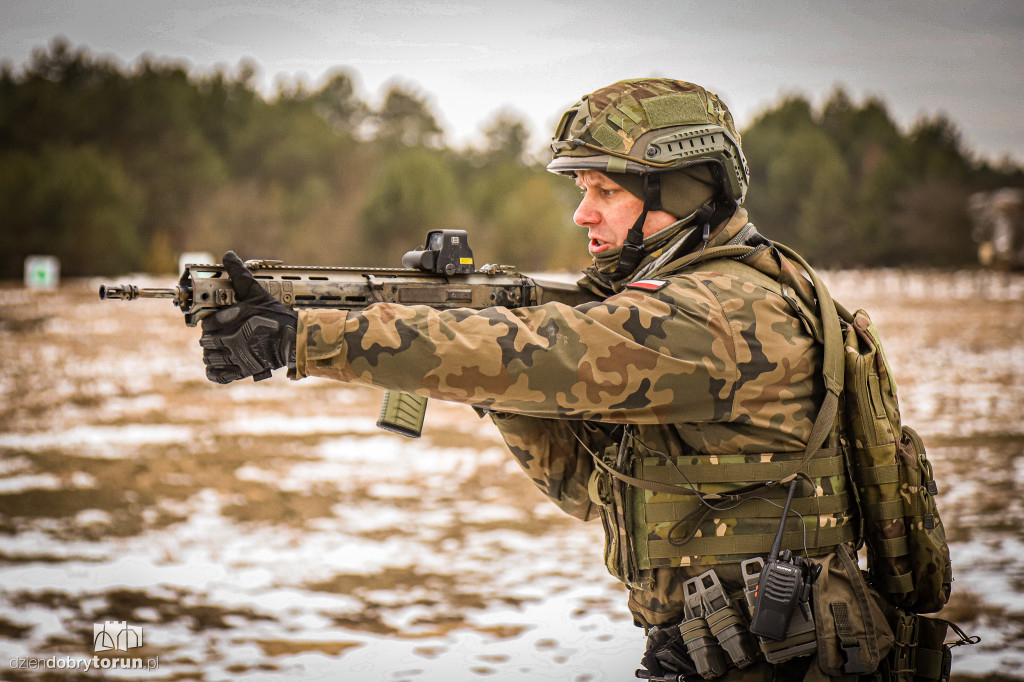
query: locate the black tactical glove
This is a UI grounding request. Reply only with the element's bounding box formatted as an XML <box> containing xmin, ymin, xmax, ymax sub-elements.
<box><xmin>637</xmin><ymin>624</ymin><xmax>698</xmax><ymax>681</ymax></box>
<box><xmin>200</xmin><ymin>251</ymin><xmax>297</xmax><ymax>384</ymax></box>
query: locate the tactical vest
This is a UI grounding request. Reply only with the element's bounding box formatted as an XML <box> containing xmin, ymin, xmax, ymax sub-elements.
<box><xmin>587</xmin><ymin>241</ymin><xmax>859</xmax><ymax>589</ymax></box>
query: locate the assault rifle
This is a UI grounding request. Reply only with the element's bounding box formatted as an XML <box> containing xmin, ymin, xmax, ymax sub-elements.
<box><xmin>99</xmin><ymin>229</ymin><xmax>596</xmax><ymax>438</ymax></box>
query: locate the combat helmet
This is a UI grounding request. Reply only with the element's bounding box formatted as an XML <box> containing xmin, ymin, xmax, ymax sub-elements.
<box><xmin>548</xmin><ymin>79</ymin><xmax>750</xmax><ymax>275</ymax></box>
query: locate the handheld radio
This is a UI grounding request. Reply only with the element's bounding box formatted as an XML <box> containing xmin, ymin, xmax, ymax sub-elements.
<box><xmin>748</xmin><ymin>480</ymin><xmax>803</xmax><ymax>641</ymax></box>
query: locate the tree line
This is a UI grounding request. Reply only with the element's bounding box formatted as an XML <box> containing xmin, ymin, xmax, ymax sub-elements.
<box><xmin>2</xmin><ymin>38</ymin><xmax>1022</xmax><ymax>278</ymax></box>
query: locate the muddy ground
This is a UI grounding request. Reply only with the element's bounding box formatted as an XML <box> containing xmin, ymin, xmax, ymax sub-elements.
<box><xmin>0</xmin><ymin>269</ymin><xmax>1022</xmax><ymax>681</ymax></box>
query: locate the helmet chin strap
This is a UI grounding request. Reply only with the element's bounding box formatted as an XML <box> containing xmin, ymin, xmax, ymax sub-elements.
<box><xmin>613</xmin><ymin>174</ymin><xmax>661</xmax><ymax>278</ymax></box>
<box><xmin>611</xmin><ymin>164</ymin><xmax>739</xmax><ymax>279</ymax></box>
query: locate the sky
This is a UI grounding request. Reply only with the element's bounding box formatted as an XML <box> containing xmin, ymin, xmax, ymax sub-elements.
<box><xmin>2</xmin><ymin>0</ymin><xmax>1022</xmax><ymax>163</ymax></box>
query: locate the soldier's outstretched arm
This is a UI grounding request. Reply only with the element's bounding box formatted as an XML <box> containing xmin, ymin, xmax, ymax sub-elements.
<box><xmin>291</xmin><ymin>274</ymin><xmax>755</xmax><ymax>424</ymax></box>
<box><xmin>291</xmin><ymin>267</ymin><xmax>820</xmax><ymax>434</ymax></box>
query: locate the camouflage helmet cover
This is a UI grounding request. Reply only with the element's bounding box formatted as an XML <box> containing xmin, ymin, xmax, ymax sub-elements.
<box><xmin>548</xmin><ymin>79</ymin><xmax>750</xmax><ymax>203</ymax></box>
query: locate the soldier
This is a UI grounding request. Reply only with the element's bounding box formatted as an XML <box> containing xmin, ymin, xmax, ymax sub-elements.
<box><xmin>201</xmin><ymin>79</ymin><xmax>893</xmax><ymax>680</ymax></box>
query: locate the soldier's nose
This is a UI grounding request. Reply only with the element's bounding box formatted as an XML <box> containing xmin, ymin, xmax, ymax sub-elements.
<box><xmin>573</xmin><ymin>201</ymin><xmax>600</xmax><ymax>228</ymax></box>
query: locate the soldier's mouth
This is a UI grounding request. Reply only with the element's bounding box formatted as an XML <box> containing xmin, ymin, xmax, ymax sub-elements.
<box><xmin>589</xmin><ymin>237</ymin><xmax>613</xmax><ymax>253</ymax></box>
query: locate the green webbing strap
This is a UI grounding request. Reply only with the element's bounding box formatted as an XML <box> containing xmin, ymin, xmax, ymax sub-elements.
<box><xmin>591</xmin><ymin>449</ymin><xmax>846</xmax><ymax>498</ymax></box>
<box><xmin>891</xmin><ymin>613</ymin><xmax>918</xmax><ymax>680</ymax></box>
<box><xmin>679</xmin><ymin>615</ymin><xmax>714</xmax><ymax>641</ymax></box>
<box><xmin>866</xmin><ymin>498</ymin><xmax>905</xmax><ymax>519</ymax></box>
<box><xmin>883</xmin><ymin>571</ymin><xmax>915</xmax><ymax>596</ymax></box>
<box><xmin>875</xmin><ymin>535</ymin><xmax>910</xmax><ymax>557</ymax></box>
<box><xmin>643</xmin><ymin>489</ymin><xmax>853</xmax><ymax>523</ymax></box>
<box><xmin>836</xmin><ymin>543</ymin><xmax>880</xmax><ymax>667</ymax></box>
<box><xmin>857</xmin><ymin>464</ymin><xmax>900</xmax><ymax>486</ymax></box>
<box><xmin>647</xmin><ymin>523</ymin><xmax>855</xmax><ymax>559</ymax></box>
<box><xmin>763</xmin><ymin>243</ymin><xmax>845</xmax><ymax>478</ymax></box>
<box><xmin>915</xmin><ymin>647</ymin><xmax>945</xmax><ymax>681</ymax></box>
<box><xmin>637</xmin><ymin>451</ymin><xmax>843</xmax><ymax>485</ymax></box>
<box><xmin>830</xmin><ymin>602</ymin><xmax>860</xmax><ymax>652</ymax></box>
<box><xmin>589</xmin><ymin>454</ymin><xmax>700</xmax><ymax>497</ymax></box>
<box><xmin>772</xmin><ymin>242</ymin><xmax>846</xmax><ymax>396</ymax></box>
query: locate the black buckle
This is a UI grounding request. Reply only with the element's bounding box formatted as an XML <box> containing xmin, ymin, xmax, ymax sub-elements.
<box><xmin>840</xmin><ymin>644</ymin><xmax>867</xmax><ymax>674</ymax></box>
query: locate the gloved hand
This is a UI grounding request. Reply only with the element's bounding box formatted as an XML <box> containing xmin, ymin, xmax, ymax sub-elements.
<box><xmin>200</xmin><ymin>251</ymin><xmax>298</xmax><ymax>384</ymax></box>
<box><xmin>638</xmin><ymin>624</ymin><xmax>698</xmax><ymax>680</ymax></box>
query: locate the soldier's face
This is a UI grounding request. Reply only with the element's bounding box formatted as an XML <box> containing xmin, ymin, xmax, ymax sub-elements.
<box><xmin>574</xmin><ymin>171</ymin><xmax>678</xmax><ymax>255</ymax></box>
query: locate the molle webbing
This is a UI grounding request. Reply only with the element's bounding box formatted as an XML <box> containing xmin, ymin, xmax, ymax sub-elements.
<box><xmin>646</xmin><ymin>525</ymin><xmax>856</xmax><ymax>563</ymax></box>
<box><xmin>643</xmin><ymin>488</ymin><xmax>855</xmax><ymax>523</ymax></box>
<box><xmin>638</xmin><ymin>449</ymin><xmax>845</xmax><ymax>486</ymax></box>
<box><xmin>632</xmin><ymin>446</ymin><xmax>858</xmax><ymax>568</ymax></box>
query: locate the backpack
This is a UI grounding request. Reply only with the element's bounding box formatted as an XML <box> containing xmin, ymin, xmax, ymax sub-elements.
<box><xmin>840</xmin><ymin>306</ymin><xmax>952</xmax><ymax>613</ymax></box>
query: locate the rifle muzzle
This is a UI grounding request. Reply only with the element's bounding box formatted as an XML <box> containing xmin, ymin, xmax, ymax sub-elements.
<box><xmin>99</xmin><ymin>284</ymin><xmax>181</xmax><ymax>301</ymax></box>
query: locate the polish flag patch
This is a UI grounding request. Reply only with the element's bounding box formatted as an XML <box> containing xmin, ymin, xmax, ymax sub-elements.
<box><xmin>626</xmin><ymin>279</ymin><xmax>670</xmax><ymax>292</ymax></box>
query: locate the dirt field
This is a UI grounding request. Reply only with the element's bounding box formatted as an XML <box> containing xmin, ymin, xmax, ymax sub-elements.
<box><xmin>1</xmin><ymin>269</ymin><xmax>1022</xmax><ymax>681</ymax></box>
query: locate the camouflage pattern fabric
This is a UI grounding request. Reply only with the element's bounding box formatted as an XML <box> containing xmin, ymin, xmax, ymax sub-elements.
<box><xmin>552</xmin><ymin>78</ymin><xmax>741</xmax><ymax>160</ymax></box>
<box><xmin>290</xmin><ymin>210</ymin><xmax>857</xmax><ymax>628</ymax></box>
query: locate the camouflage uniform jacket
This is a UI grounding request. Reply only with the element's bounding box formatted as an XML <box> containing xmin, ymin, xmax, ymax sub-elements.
<box><xmin>290</xmin><ymin>210</ymin><xmax>846</xmax><ymax>627</ymax></box>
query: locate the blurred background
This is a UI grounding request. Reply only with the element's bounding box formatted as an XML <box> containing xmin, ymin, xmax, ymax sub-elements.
<box><xmin>1</xmin><ymin>1</ymin><xmax>1023</xmax><ymax>277</ymax></box>
<box><xmin>1</xmin><ymin>1</ymin><xmax>1023</xmax><ymax>680</ymax></box>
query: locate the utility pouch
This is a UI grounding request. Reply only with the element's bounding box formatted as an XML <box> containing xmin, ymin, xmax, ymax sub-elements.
<box><xmin>886</xmin><ymin>610</ymin><xmax>979</xmax><ymax>682</ymax></box>
<box><xmin>588</xmin><ymin>438</ymin><xmax>649</xmax><ymax>590</ymax></box>
<box><xmin>589</xmin><ymin>465</ymin><xmax>621</xmax><ymax>579</ymax></box>
<box><xmin>915</xmin><ymin>617</ymin><xmax>953</xmax><ymax>682</ymax></box>
<box><xmin>741</xmin><ymin>558</ymin><xmax>817</xmax><ymax>664</ymax></box>
<box><xmin>813</xmin><ymin>544</ymin><xmax>894</xmax><ymax>677</ymax></box>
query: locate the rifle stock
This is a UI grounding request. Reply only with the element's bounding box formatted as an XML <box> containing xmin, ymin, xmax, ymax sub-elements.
<box><xmin>99</xmin><ymin>231</ymin><xmax>596</xmax><ymax>437</ymax></box>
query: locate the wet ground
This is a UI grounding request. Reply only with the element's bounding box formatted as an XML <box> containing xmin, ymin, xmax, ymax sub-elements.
<box><xmin>0</xmin><ymin>268</ymin><xmax>1022</xmax><ymax>681</ymax></box>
